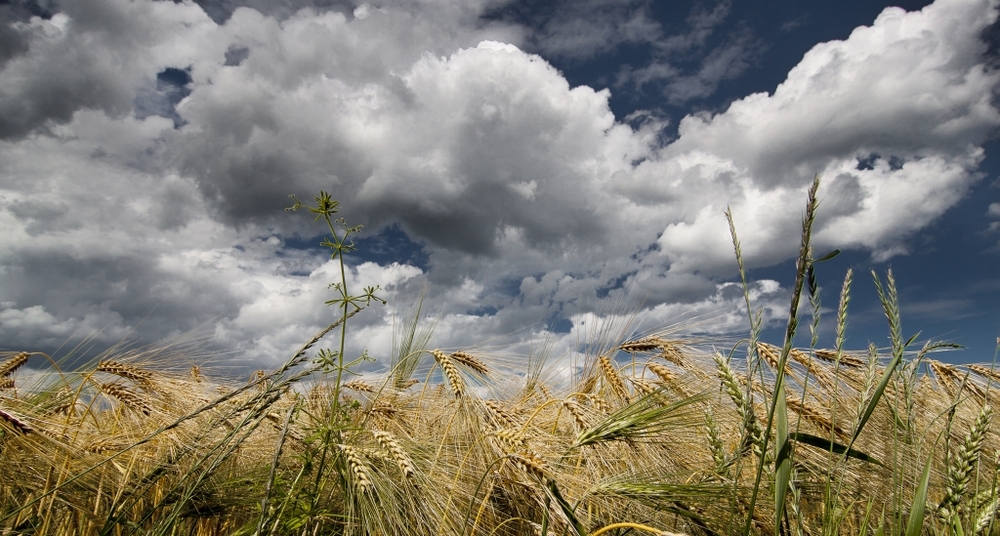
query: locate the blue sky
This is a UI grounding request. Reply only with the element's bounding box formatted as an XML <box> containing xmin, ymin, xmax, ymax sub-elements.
<box><xmin>0</xmin><ymin>0</ymin><xmax>998</xmax><ymax>371</ymax></box>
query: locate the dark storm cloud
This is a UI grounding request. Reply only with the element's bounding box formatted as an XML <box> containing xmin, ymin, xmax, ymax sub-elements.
<box><xmin>0</xmin><ymin>0</ymin><xmax>215</xmax><ymax>140</ymax></box>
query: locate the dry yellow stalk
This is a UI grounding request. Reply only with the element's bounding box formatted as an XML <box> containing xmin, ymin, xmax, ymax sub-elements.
<box><xmin>619</xmin><ymin>336</ymin><xmax>664</xmax><ymax>353</ymax></box>
<box><xmin>968</xmin><ymin>364</ymin><xmax>1000</xmax><ymax>384</ymax></box>
<box><xmin>372</xmin><ymin>430</ymin><xmax>416</xmax><ymax>483</ymax></box>
<box><xmin>0</xmin><ymin>352</ymin><xmax>29</xmax><ymax>378</ymax></box>
<box><xmin>100</xmin><ymin>382</ymin><xmax>152</xmax><ymax>415</ymax></box>
<box><xmin>630</xmin><ymin>377</ymin><xmax>658</xmax><ymax>397</ymax></box>
<box><xmin>85</xmin><ymin>436</ymin><xmax>130</xmax><ymax>454</ymax></box>
<box><xmin>190</xmin><ymin>365</ymin><xmax>202</xmax><ymax>382</ymax></box>
<box><xmin>368</xmin><ymin>404</ymin><xmax>397</xmax><ymax>417</ymax></box>
<box><xmin>758</xmin><ymin>343</ymin><xmax>792</xmax><ymax>375</ymax></box>
<box><xmin>494</xmin><ymin>428</ymin><xmax>528</xmax><ymax>449</ymax></box>
<box><xmin>786</xmin><ymin>397</ymin><xmax>846</xmax><ymax>438</ymax></box>
<box><xmin>814</xmin><ymin>349</ymin><xmax>865</xmax><ymax>368</ymax></box>
<box><xmin>432</xmin><ymin>349</ymin><xmax>464</xmax><ymax>397</ymax></box>
<box><xmin>789</xmin><ymin>349</ymin><xmax>837</xmax><ymax>391</ymax></box>
<box><xmin>451</xmin><ymin>351</ymin><xmax>489</xmax><ymax>375</ymax></box>
<box><xmin>619</xmin><ymin>337</ymin><xmax>688</xmax><ymax>367</ymax></box>
<box><xmin>510</xmin><ymin>450</ymin><xmax>549</xmax><ymax>480</ymax></box>
<box><xmin>0</xmin><ymin>377</ymin><xmax>13</xmax><ymax>390</ymax></box>
<box><xmin>931</xmin><ymin>360</ymin><xmax>963</xmax><ymax>398</ymax></box>
<box><xmin>249</xmin><ymin>369</ymin><xmax>268</xmax><ymax>391</ymax></box>
<box><xmin>98</xmin><ymin>360</ymin><xmax>154</xmax><ymax>386</ymax></box>
<box><xmin>340</xmin><ymin>444</ymin><xmax>373</xmax><ymax>492</ymax></box>
<box><xmin>344</xmin><ymin>380</ymin><xmax>376</xmax><ymax>393</ymax></box>
<box><xmin>646</xmin><ymin>362</ymin><xmax>676</xmax><ymax>383</ymax></box>
<box><xmin>585</xmin><ymin>393</ymin><xmax>612</xmax><ymax>414</ymax></box>
<box><xmin>563</xmin><ymin>399</ymin><xmax>588</xmax><ymax>432</ymax></box>
<box><xmin>659</xmin><ymin>343</ymin><xmax>688</xmax><ymax>367</ymax></box>
<box><xmin>484</xmin><ymin>399</ymin><xmax>518</xmax><ymax>427</ymax></box>
<box><xmin>598</xmin><ymin>355</ymin><xmax>630</xmax><ymax>403</ymax></box>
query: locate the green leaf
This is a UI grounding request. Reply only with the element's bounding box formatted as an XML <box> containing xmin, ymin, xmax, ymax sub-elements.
<box><xmin>788</xmin><ymin>433</ymin><xmax>883</xmax><ymax>466</ymax></box>
<box><xmin>814</xmin><ymin>249</ymin><xmax>842</xmax><ymax>263</ymax></box>
<box><xmin>904</xmin><ymin>453</ymin><xmax>933</xmax><ymax>536</ymax></box>
<box><xmin>547</xmin><ymin>480</ymin><xmax>587</xmax><ymax>536</ymax></box>
<box><xmin>774</xmin><ymin>390</ymin><xmax>792</xmax><ymax>530</ymax></box>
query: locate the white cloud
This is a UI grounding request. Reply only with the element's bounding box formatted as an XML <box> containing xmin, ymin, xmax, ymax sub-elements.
<box><xmin>0</xmin><ymin>0</ymin><xmax>998</xmax><ymax>371</ymax></box>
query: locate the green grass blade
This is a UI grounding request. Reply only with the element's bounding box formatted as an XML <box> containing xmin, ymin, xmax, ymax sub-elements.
<box><xmin>904</xmin><ymin>453</ymin><xmax>933</xmax><ymax>536</ymax></box>
<box><xmin>775</xmin><ymin>386</ymin><xmax>792</xmax><ymax>532</ymax></box>
<box><xmin>547</xmin><ymin>479</ymin><xmax>587</xmax><ymax>536</ymax></box>
<box><xmin>849</xmin><ymin>270</ymin><xmax>909</xmax><ymax>451</ymax></box>
<box><xmin>789</xmin><ymin>433</ymin><xmax>883</xmax><ymax>466</ymax></box>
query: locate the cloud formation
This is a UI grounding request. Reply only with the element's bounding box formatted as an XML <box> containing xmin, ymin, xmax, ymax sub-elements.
<box><xmin>0</xmin><ymin>0</ymin><xmax>998</xmax><ymax>371</ymax></box>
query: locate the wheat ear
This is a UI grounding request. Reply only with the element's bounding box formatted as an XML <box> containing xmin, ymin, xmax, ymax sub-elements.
<box><xmin>372</xmin><ymin>430</ymin><xmax>417</xmax><ymax>484</ymax></box>
<box><xmin>100</xmin><ymin>382</ymin><xmax>153</xmax><ymax>415</ymax></box>
<box><xmin>432</xmin><ymin>349</ymin><xmax>465</xmax><ymax>397</ymax></box>
<box><xmin>340</xmin><ymin>444</ymin><xmax>374</xmax><ymax>492</ymax></box>
<box><xmin>939</xmin><ymin>404</ymin><xmax>993</xmax><ymax>522</ymax></box>
<box><xmin>0</xmin><ymin>352</ymin><xmax>30</xmax><ymax>378</ymax></box>
<box><xmin>450</xmin><ymin>351</ymin><xmax>489</xmax><ymax>375</ymax></box>
<box><xmin>599</xmin><ymin>355</ymin><xmax>631</xmax><ymax>403</ymax></box>
<box><xmin>97</xmin><ymin>360</ymin><xmax>155</xmax><ymax>386</ymax></box>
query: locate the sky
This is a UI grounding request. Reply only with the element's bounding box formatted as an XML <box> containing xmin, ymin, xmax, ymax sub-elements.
<box><xmin>1</xmin><ymin>0</ymin><xmax>999</xmax><ymax>375</ymax></box>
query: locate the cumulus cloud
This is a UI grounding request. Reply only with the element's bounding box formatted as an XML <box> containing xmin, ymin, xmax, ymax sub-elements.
<box><xmin>0</xmin><ymin>0</ymin><xmax>998</xmax><ymax>372</ymax></box>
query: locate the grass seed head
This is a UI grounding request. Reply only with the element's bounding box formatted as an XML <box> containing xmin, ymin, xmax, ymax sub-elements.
<box><xmin>432</xmin><ymin>349</ymin><xmax>464</xmax><ymax>397</ymax></box>
<box><xmin>510</xmin><ymin>450</ymin><xmax>549</xmax><ymax>481</ymax></box>
<box><xmin>340</xmin><ymin>444</ymin><xmax>374</xmax><ymax>492</ymax></box>
<box><xmin>372</xmin><ymin>430</ymin><xmax>417</xmax><ymax>483</ymax></box>
<box><xmin>344</xmin><ymin>380</ymin><xmax>376</xmax><ymax>393</ymax></box>
<box><xmin>100</xmin><ymin>382</ymin><xmax>152</xmax><ymax>415</ymax></box>
<box><xmin>450</xmin><ymin>351</ymin><xmax>489</xmax><ymax>375</ymax></box>
<box><xmin>814</xmin><ymin>348</ymin><xmax>865</xmax><ymax>368</ymax></box>
<box><xmin>646</xmin><ymin>362</ymin><xmax>677</xmax><ymax>383</ymax></box>
<box><xmin>98</xmin><ymin>360</ymin><xmax>155</xmax><ymax>386</ymax></box>
<box><xmin>599</xmin><ymin>355</ymin><xmax>631</xmax><ymax>403</ymax></box>
<box><xmin>0</xmin><ymin>352</ymin><xmax>30</xmax><ymax>378</ymax></box>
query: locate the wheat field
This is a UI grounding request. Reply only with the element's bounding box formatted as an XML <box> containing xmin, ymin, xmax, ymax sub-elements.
<box><xmin>2</xmin><ymin>183</ymin><xmax>999</xmax><ymax>535</ymax></box>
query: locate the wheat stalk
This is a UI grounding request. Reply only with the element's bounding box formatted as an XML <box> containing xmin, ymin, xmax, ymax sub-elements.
<box><xmin>599</xmin><ymin>355</ymin><xmax>631</xmax><ymax>403</ymax></box>
<box><xmin>713</xmin><ymin>352</ymin><xmax>763</xmax><ymax>458</ymax></box>
<box><xmin>939</xmin><ymin>404</ymin><xmax>993</xmax><ymax>522</ymax></box>
<box><xmin>814</xmin><ymin>349</ymin><xmax>865</xmax><ymax>368</ymax></box>
<box><xmin>98</xmin><ymin>360</ymin><xmax>155</xmax><ymax>386</ymax></box>
<box><xmin>432</xmin><ymin>349</ymin><xmax>464</xmax><ymax>397</ymax></box>
<box><xmin>968</xmin><ymin>364</ymin><xmax>1000</xmax><ymax>384</ymax></box>
<box><xmin>372</xmin><ymin>430</ymin><xmax>417</xmax><ymax>484</ymax></box>
<box><xmin>344</xmin><ymin>380</ymin><xmax>376</xmax><ymax>394</ymax></box>
<box><xmin>563</xmin><ymin>399</ymin><xmax>589</xmax><ymax>432</ymax></box>
<box><xmin>340</xmin><ymin>444</ymin><xmax>374</xmax><ymax>492</ymax></box>
<box><xmin>510</xmin><ymin>450</ymin><xmax>549</xmax><ymax>481</ymax></box>
<box><xmin>100</xmin><ymin>382</ymin><xmax>153</xmax><ymax>415</ymax></box>
<box><xmin>645</xmin><ymin>362</ymin><xmax>677</xmax><ymax>383</ymax></box>
<box><xmin>493</xmin><ymin>428</ymin><xmax>528</xmax><ymax>450</ymax></box>
<box><xmin>0</xmin><ymin>352</ymin><xmax>30</xmax><ymax>378</ymax></box>
<box><xmin>450</xmin><ymin>351</ymin><xmax>489</xmax><ymax>375</ymax></box>
<box><xmin>483</xmin><ymin>399</ymin><xmax>518</xmax><ymax>427</ymax></box>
